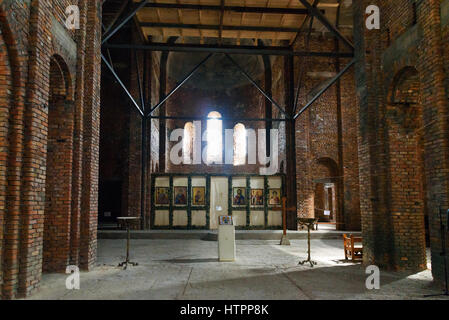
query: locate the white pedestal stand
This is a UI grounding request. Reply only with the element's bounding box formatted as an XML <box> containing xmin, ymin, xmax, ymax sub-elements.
<box><xmin>218</xmin><ymin>224</ymin><xmax>236</xmax><ymax>262</ymax></box>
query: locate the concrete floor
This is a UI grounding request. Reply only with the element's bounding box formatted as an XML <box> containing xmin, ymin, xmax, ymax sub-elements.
<box><xmin>27</xmin><ymin>239</ymin><xmax>448</xmax><ymax>300</ymax></box>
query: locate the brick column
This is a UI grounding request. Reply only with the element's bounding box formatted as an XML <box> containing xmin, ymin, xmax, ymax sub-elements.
<box><xmin>418</xmin><ymin>0</ymin><xmax>449</xmax><ymax>283</ymax></box>
<box><xmin>18</xmin><ymin>0</ymin><xmax>53</xmax><ymax>297</ymax></box>
<box><xmin>80</xmin><ymin>0</ymin><xmax>102</xmax><ymax>270</ymax></box>
<box><xmin>353</xmin><ymin>0</ymin><xmax>395</xmax><ymax>268</ymax></box>
<box><xmin>70</xmin><ymin>0</ymin><xmax>87</xmax><ymax>267</ymax></box>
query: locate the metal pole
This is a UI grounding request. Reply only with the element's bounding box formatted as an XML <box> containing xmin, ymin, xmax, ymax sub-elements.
<box><xmin>148</xmin><ymin>53</ymin><xmax>214</xmax><ymax>116</ymax></box>
<box><xmin>104</xmin><ymin>43</ymin><xmax>354</xmax><ymax>58</ymax></box>
<box><xmin>283</xmin><ymin>197</ymin><xmax>287</xmax><ymax>237</ymax></box>
<box><xmin>126</xmin><ymin>222</ymin><xmax>130</xmax><ymax>263</ymax></box>
<box><xmin>101</xmin><ymin>53</ymin><xmax>144</xmax><ymax>116</ymax></box>
<box><xmin>102</xmin><ymin>0</ymin><xmax>150</xmax><ymax>44</ymax></box>
<box><xmin>135</xmin><ymin>50</ymin><xmax>145</xmax><ymax>110</ymax></box>
<box><xmin>225</xmin><ymin>54</ymin><xmax>288</xmax><ymax>117</ymax></box>
<box><xmin>294</xmin><ymin>59</ymin><xmax>355</xmax><ymax>120</ymax></box>
<box><xmin>148</xmin><ymin>115</ymin><xmax>288</xmax><ymax>122</ymax></box>
<box><xmin>297</xmin><ymin>0</ymin><xmax>354</xmax><ymax>51</ymax></box>
<box><xmin>141</xmin><ymin>117</ymin><xmax>147</xmax><ymax>230</ymax></box>
<box><xmin>293</xmin><ymin>1</ymin><xmax>318</xmax><ymax>113</ymax></box>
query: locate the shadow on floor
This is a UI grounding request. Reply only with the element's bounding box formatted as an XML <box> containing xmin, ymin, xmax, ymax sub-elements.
<box><xmin>156</xmin><ymin>258</ymin><xmax>219</xmax><ymax>264</ymax></box>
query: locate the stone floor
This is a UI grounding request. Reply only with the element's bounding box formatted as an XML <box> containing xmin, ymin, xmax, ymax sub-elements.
<box><xmin>27</xmin><ymin>239</ymin><xmax>448</xmax><ymax>300</ymax></box>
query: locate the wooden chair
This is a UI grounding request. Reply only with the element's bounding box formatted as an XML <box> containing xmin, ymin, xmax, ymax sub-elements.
<box><xmin>343</xmin><ymin>234</ymin><xmax>363</xmax><ymax>262</ymax></box>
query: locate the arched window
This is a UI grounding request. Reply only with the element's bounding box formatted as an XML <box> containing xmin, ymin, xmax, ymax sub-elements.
<box><xmin>207</xmin><ymin>111</ymin><xmax>222</xmax><ymax>164</ymax></box>
<box><xmin>183</xmin><ymin>122</ymin><xmax>195</xmax><ymax>164</ymax></box>
<box><xmin>233</xmin><ymin>123</ymin><xmax>247</xmax><ymax>166</ymax></box>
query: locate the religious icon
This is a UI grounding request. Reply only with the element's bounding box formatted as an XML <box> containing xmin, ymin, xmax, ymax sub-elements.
<box><xmin>155</xmin><ymin>187</ymin><xmax>169</xmax><ymax>205</ymax></box>
<box><xmin>192</xmin><ymin>187</ymin><xmax>206</xmax><ymax>206</ymax></box>
<box><xmin>251</xmin><ymin>189</ymin><xmax>264</xmax><ymax>206</ymax></box>
<box><xmin>173</xmin><ymin>186</ymin><xmax>187</xmax><ymax>206</ymax></box>
<box><xmin>219</xmin><ymin>215</ymin><xmax>233</xmax><ymax>226</ymax></box>
<box><xmin>268</xmin><ymin>189</ymin><xmax>281</xmax><ymax>206</ymax></box>
<box><xmin>233</xmin><ymin>187</ymin><xmax>246</xmax><ymax>206</ymax></box>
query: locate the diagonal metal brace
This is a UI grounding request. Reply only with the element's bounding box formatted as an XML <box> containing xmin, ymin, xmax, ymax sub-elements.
<box><xmin>297</xmin><ymin>0</ymin><xmax>354</xmax><ymax>51</ymax></box>
<box><xmin>101</xmin><ymin>53</ymin><xmax>144</xmax><ymax>117</ymax></box>
<box><xmin>102</xmin><ymin>0</ymin><xmax>149</xmax><ymax>44</ymax></box>
<box><xmin>147</xmin><ymin>53</ymin><xmax>214</xmax><ymax>117</ymax></box>
<box><xmin>225</xmin><ymin>54</ymin><xmax>288</xmax><ymax>117</ymax></box>
<box><xmin>294</xmin><ymin>58</ymin><xmax>355</xmax><ymax>120</ymax></box>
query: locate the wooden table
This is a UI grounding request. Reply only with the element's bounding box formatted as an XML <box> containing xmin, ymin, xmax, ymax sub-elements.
<box><xmin>298</xmin><ymin>218</ymin><xmax>319</xmax><ymax>267</ymax></box>
<box><xmin>117</xmin><ymin>217</ymin><xmax>140</xmax><ymax>269</ymax></box>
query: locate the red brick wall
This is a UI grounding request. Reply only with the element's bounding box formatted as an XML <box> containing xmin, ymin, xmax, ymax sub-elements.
<box><xmin>43</xmin><ymin>56</ymin><xmax>74</xmax><ymax>273</ymax></box>
<box><xmin>164</xmin><ymin>81</ymin><xmax>266</xmax><ymax>175</ymax></box>
<box><xmin>354</xmin><ymin>0</ymin><xmax>449</xmax><ymax>280</ymax></box>
<box><xmin>291</xmin><ymin>34</ymin><xmax>360</xmax><ymax>231</ymax></box>
<box><xmin>0</xmin><ymin>0</ymin><xmax>102</xmax><ymax>299</ymax></box>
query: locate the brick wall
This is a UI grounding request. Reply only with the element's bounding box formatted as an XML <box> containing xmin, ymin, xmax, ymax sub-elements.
<box><xmin>0</xmin><ymin>0</ymin><xmax>102</xmax><ymax>299</ymax></box>
<box><xmin>354</xmin><ymin>0</ymin><xmax>449</xmax><ymax>283</ymax></box>
<box><xmin>289</xmin><ymin>33</ymin><xmax>360</xmax><ymax>231</ymax></box>
<box><xmin>164</xmin><ymin>81</ymin><xmax>267</xmax><ymax>175</ymax></box>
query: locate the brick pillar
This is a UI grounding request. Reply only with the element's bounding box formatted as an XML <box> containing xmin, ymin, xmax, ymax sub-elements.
<box><xmin>43</xmin><ymin>81</ymin><xmax>75</xmax><ymax>273</ymax></box>
<box><xmin>296</xmin><ymin>108</ymin><xmax>314</xmax><ymax>220</ymax></box>
<box><xmin>0</xmin><ymin>16</ymin><xmax>14</xmax><ymax>299</ymax></box>
<box><xmin>385</xmin><ymin>104</ymin><xmax>426</xmax><ymax>271</ymax></box>
<box><xmin>418</xmin><ymin>0</ymin><xmax>449</xmax><ymax>283</ymax></box>
<box><xmin>126</xmin><ymin>43</ymin><xmax>143</xmax><ymax>219</ymax></box>
<box><xmin>70</xmin><ymin>0</ymin><xmax>87</xmax><ymax>267</ymax></box>
<box><xmin>0</xmin><ymin>35</ymin><xmax>7</xmax><ymax>298</ymax></box>
<box><xmin>341</xmin><ymin>69</ymin><xmax>361</xmax><ymax>231</ymax></box>
<box><xmin>18</xmin><ymin>0</ymin><xmax>53</xmax><ymax>297</ymax></box>
<box><xmin>353</xmin><ymin>0</ymin><xmax>395</xmax><ymax>268</ymax></box>
<box><xmin>80</xmin><ymin>0</ymin><xmax>102</xmax><ymax>270</ymax></box>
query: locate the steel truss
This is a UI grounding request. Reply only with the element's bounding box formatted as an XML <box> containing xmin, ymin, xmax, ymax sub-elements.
<box><xmin>100</xmin><ymin>0</ymin><xmax>356</xmax><ymax>228</ymax></box>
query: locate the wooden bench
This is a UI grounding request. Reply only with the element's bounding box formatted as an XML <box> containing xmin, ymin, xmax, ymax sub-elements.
<box><xmin>343</xmin><ymin>234</ymin><xmax>363</xmax><ymax>262</ymax></box>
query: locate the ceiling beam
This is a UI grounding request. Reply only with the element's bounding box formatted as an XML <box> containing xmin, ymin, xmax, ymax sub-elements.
<box><xmin>143</xmin><ymin>3</ymin><xmax>321</xmax><ymax>15</ymax></box>
<box><xmin>297</xmin><ymin>0</ymin><xmax>354</xmax><ymax>51</ymax></box>
<box><xmin>104</xmin><ymin>43</ymin><xmax>354</xmax><ymax>58</ymax></box>
<box><xmin>218</xmin><ymin>0</ymin><xmax>225</xmax><ymax>45</ymax></box>
<box><xmin>103</xmin><ymin>0</ymin><xmax>150</xmax><ymax>44</ymax></box>
<box><xmin>140</xmin><ymin>22</ymin><xmax>302</xmax><ymax>33</ymax></box>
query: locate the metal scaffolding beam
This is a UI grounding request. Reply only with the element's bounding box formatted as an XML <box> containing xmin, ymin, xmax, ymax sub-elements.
<box><xmin>102</xmin><ymin>0</ymin><xmax>149</xmax><ymax>44</ymax></box>
<box><xmin>225</xmin><ymin>54</ymin><xmax>288</xmax><ymax>118</ymax></box>
<box><xmin>104</xmin><ymin>43</ymin><xmax>353</xmax><ymax>58</ymax></box>
<box><xmin>144</xmin><ymin>3</ymin><xmax>315</xmax><ymax>15</ymax></box>
<box><xmin>297</xmin><ymin>0</ymin><xmax>354</xmax><ymax>51</ymax></box>
<box><xmin>149</xmin><ymin>116</ymin><xmax>288</xmax><ymax>122</ymax></box>
<box><xmin>294</xmin><ymin>58</ymin><xmax>355</xmax><ymax>120</ymax></box>
<box><xmin>147</xmin><ymin>53</ymin><xmax>214</xmax><ymax>117</ymax></box>
<box><xmin>101</xmin><ymin>53</ymin><xmax>144</xmax><ymax>117</ymax></box>
<box><xmin>140</xmin><ymin>22</ymin><xmax>302</xmax><ymax>33</ymax></box>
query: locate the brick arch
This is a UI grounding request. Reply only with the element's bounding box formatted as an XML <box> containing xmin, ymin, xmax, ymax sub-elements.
<box><xmin>43</xmin><ymin>54</ymin><xmax>75</xmax><ymax>273</ymax></box>
<box><xmin>389</xmin><ymin>66</ymin><xmax>420</xmax><ymax>104</ymax></box>
<box><xmin>312</xmin><ymin>157</ymin><xmax>342</xmax><ymax>228</ymax></box>
<box><xmin>315</xmin><ymin>157</ymin><xmax>339</xmax><ymax>178</ymax></box>
<box><xmin>385</xmin><ymin>65</ymin><xmax>427</xmax><ymax>271</ymax></box>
